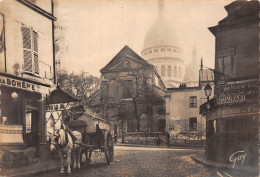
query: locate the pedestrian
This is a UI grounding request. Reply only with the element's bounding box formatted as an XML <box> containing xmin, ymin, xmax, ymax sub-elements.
<box><xmin>114</xmin><ymin>134</ymin><xmax>117</xmax><ymax>144</ymax></box>
<box><xmin>167</xmin><ymin>133</ymin><xmax>170</xmax><ymax>147</ymax></box>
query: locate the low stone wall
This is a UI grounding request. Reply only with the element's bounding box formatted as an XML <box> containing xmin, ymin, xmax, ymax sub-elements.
<box><xmin>169</xmin><ymin>132</ymin><xmax>206</xmax><ymax>148</ymax></box>
<box><xmin>119</xmin><ymin>132</ymin><xmax>206</xmax><ymax>148</ymax></box>
<box><xmin>120</xmin><ymin>132</ymin><xmax>167</xmax><ymax>146</ymax></box>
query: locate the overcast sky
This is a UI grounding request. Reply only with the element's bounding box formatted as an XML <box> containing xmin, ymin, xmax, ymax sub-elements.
<box><xmin>54</xmin><ymin>0</ymin><xmax>233</xmax><ymax>77</ymax></box>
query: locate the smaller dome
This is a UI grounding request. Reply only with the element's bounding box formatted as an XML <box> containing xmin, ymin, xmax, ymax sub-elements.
<box><xmin>143</xmin><ymin>16</ymin><xmax>180</xmax><ymax>51</ymax></box>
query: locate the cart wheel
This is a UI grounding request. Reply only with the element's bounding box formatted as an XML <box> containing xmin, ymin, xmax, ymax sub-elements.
<box><xmin>104</xmin><ymin>133</ymin><xmax>114</xmax><ymax>165</ymax></box>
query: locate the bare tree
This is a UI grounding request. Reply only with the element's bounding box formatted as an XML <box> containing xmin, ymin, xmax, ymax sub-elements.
<box><xmin>57</xmin><ymin>69</ymin><xmax>100</xmax><ymax>104</ymax></box>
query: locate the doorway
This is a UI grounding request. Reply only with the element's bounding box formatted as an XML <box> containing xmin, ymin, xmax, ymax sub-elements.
<box><xmin>159</xmin><ymin>119</ymin><xmax>166</xmax><ymax>132</ymax></box>
<box><xmin>25</xmin><ymin>109</ymin><xmax>39</xmax><ymax>155</ymax></box>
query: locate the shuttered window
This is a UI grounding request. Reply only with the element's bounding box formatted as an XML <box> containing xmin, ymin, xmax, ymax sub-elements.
<box><xmin>21</xmin><ymin>25</ymin><xmax>39</xmax><ymax>74</ymax></box>
<box><xmin>33</xmin><ymin>31</ymin><xmax>39</xmax><ymax>74</ymax></box>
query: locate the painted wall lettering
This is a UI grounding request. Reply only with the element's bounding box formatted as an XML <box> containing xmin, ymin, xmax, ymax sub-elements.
<box><xmin>0</xmin><ymin>75</ymin><xmax>48</xmax><ymax>94</ymax></box>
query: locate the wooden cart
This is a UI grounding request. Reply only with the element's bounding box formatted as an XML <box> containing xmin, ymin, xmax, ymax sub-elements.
<box><xmin>68</xmin><ymin>113</ymin><xmax>114</xmax><ymax>166</ymax></box>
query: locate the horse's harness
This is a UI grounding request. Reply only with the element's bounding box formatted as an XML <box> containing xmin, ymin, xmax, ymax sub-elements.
<box><xmin>51</xmin><ymin>129</ymin><xmax>68</xmax><ymax>148</ymax></box>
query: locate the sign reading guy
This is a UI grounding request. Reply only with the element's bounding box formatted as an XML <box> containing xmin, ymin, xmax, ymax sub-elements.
<box><xmin>229</xmin><ymin>151</ymin><xmax>247</xmax><ymax>168</ymax></box>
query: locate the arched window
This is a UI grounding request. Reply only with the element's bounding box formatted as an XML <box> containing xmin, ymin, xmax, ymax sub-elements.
<box><xmin>161</xmin><ymin>65</ymin><xmax>165</xmax><ymax>77</ymax></box>
<box><xmin>167</xmin><ymin>65</ymin><xmax>172</xmax><ymax>77</ymax></box>
<box><xmin>174</xmin><ymin>66</ymin><xmax>177</xmax><ymax>77</ymax></box>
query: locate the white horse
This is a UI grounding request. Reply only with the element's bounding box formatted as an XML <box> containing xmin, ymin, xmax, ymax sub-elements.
<box><xmin>49</xmin><ymin>128</ymin><xmax>82</xmax><ymax>174</ymax></box>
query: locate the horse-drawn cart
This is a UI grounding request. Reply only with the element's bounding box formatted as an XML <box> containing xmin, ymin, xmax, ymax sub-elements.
<box><xmin>68</xmin><ymin>113</ymin><xmax>114</xmax><ymax>165</ymax></box>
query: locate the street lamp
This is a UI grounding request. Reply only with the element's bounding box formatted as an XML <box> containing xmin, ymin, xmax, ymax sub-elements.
<box><xmin>204</xmin><ymin>84</ymin><xmax>212</xmax><ymax>102</ymax></box>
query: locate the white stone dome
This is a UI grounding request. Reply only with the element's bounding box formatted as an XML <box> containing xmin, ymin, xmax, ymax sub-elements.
<box><xmin>143</xmin><ymin>16</ymin><xmax>180</xmax><ymax>50</ymax></box>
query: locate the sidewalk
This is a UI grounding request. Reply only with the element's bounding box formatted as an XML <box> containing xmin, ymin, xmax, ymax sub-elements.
<box><xmin>0</xmin><ymin>158</ymin><xmax>61</xmax><ymax>177</ymax></box>
<box><xmin>191</xmin><ymin>151</ymin><xmax>259</xmax><ymax>173</ymax></box>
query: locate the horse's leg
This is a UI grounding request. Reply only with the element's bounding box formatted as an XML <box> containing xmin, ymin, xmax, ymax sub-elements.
<box><xmin>77</xmin><ymin>148</ymin><xmax>81</xmax><ymax>169</ymax></box>
<box><xmin>67</xmin><ymin>149</ymin><xmax>72</xmax><ymax>174</ymax></box>
<box><xmin>73</xmin><ymin>150</ymin><xmax>77</xmax><ymax>169</ymax></box>
<box><xmin>58</xmin><ymin>150</ymin><xmax>64</xmax><ymax>174</ymax></box>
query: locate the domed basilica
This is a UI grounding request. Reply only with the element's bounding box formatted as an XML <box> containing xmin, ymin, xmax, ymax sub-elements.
<box><xmin>142</xmin><ymin>0</ymin><xmax>199</xmax><ymax>88</ymax></box>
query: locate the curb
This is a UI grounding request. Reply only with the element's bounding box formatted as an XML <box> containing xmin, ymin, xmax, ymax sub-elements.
<box><xmin>191</xmin><ymin>155</ymin><xmax>259</xmax><ymax>173</ymax></box>
<box><xmin>7</xmin><ymin>165</ymin><xmax>61</xmax><ymax>177</ymax></box>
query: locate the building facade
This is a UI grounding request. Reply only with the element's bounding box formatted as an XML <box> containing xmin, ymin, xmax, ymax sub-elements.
<box><xmin>0</xmin><ymin>0</ymin><xmax>56</xmax><ymax>159</ymax></box>
<box><xmin>166</xmin><ymin>68</ymin><xmax>214</xmax><ymax>139</ymax></box>
<box><xmin>200</xmin><ymin>1</ymin><xmax>259</xmax><ymax>171</ymax></box>
<box><xmin>87</xmin><ymin>46</ymin><xmax>166</xmax><ymax>136</ymax></box>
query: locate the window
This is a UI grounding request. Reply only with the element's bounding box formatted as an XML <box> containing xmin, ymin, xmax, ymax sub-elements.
<box><xmin>157</xmin><ymin>108</ymin><xmax>165</xmax><ymax>115</ymax></box>
<box><xmin>174</xmin><ymin>66</ymin><xmax>177</xmax><ymax>77</ymax></box>
<box><xmin>217</xmin><ymin>56</ymin><xmax>233</xmax><ymax>77</ymax></box>
<box><xmin>148</xmin><ymin>50</ymin><xmax>152</xmax><ymax>54</ymax></box>
<box><xmin>21</xmin><ymin>25</ymin><xmax>39</xmax><ymax>74</ymax></box>
<box><xmin>154</xmin><ymin>49</ymin><xmax>158</xmax><ymax>52</ymax></box>
<box><xmin>144</xmin><ymin>52</ymin><xmax>147</xmax><ymax>55</ymax></box>
<box><xmin>167</xmin><ymin>65</ymin><xmax>172</xmax><ymax>77</ymax></box>
<box><xmin>167</xmin><ymin>48</ymin><xmax>171</xmax><ymax>52</ymax></box>
<box><xmin>123</xmin><ymin>80</ymin><xmax>133</xmax><ymax>99</ymax></box>
<box><xmin>179</xmin><ymin>67</ymin><xmax>182</xmax><ymax>78</ymax></box>
<box><xmin>161</xmin><ymin>65</ymin><xmax>165</xmax><ymax>77</ymax></box>
<box><xmin>189</xmin><ymin>117</ymin><xmax>197</xmax><ymax>131</ymax></box>
<box><xmin>189</xmin><ymin>96</ymin><xmax>197</xmax><ymax>107</ymax></box>
<box><xmin>160</xmin><ymin>48</ymin><xmax>165</xmax><ymax>51</ymax></box>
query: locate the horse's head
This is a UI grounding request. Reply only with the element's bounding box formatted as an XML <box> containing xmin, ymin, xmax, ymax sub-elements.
<box><xmin>49</xmin><ymin>129</ymin><xmax>60</xmax><ymax>152</ymax></box>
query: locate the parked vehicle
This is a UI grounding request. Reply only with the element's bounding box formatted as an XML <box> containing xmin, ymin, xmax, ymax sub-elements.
<box><xmin>68</xmin><ymin>112</ymin><xmax>114</xmax><ymax>166</ymax></box>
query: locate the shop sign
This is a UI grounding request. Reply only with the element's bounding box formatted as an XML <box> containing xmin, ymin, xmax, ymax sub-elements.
<box><xmin>46</xmin><ymin>103</ymin><xmax>70</xmax><ymax>111</ymax></box>
<box><xmin>215</xmin><ymin>80</ymin><xmax>259</xmax><ymax>105</ymax></box>
<box><xmin>208</xmin><ymin>103</ymin><xmax>259</xmax><ymax>119</ymax></box>
<box><xmin>0</xmin><ymin>75</ymin><xmax>49</xmax><ymax>94</ymax></box>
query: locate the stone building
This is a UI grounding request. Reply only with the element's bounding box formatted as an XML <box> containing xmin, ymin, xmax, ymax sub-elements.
<box><xmin>87</xmin><ymin>45</ymin><xmax>166</xmax><ymax>136</ymax></box>
<box><xmin>0</xmin><ymin>0</ymin><xmax>56</xmax><ymax>161</ymax></box>
<box><xmin>200</xmin><ymin>1</ymin><xmax>259</xmax><ymax>172</ymax></box>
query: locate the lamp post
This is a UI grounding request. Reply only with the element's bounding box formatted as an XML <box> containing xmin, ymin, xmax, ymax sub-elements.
<box><xmin>204</xmin><ymin>84</ymin><xmax>212</xmax><ymax>102</ymax></box>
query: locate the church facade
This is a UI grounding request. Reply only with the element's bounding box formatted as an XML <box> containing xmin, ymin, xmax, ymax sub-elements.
<box><xmin>87</xmin><ymin>46</ymin><xmax>166</xmax><ymax>136</ymax></box>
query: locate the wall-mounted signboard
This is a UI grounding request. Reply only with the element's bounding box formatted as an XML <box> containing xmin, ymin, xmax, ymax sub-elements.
<box><xmin>214</xmin><ymin>79</ymin><xmax>259</xmax><ymax>105</ymax></box>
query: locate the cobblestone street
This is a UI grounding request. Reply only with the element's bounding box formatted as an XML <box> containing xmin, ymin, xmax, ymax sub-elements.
<box><xmin>36</xmin><ymin>146</ymin><xmax>250</xmax><ymax>177</ymax></box>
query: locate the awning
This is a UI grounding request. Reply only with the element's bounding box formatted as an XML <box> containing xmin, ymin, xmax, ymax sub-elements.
<box><xmin>47</xmin><ymin>87</ymin><xmax>81</xmax><ymax>104</ymax></box>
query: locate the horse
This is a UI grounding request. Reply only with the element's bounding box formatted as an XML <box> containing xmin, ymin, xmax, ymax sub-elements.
<box><xmin>49</xmin><ymin>128</ymin><xmax>82</xmax><ymax>174</ymax></box>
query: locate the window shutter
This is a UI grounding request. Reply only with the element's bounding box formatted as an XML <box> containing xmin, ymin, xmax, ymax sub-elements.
<box><xmin>33</xmin><ymin>31</ymin><xmax>39</xmax><ymax>74</ymax></box>
<box><xmin>21</xmin><ymin>26</ymin><xmax>32</xmax><ymax>72</ymax></box>
<box><xmin>23</xmin><ymin>50</ymin><xmax>32</xmax><ymax>72</ymax></box>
